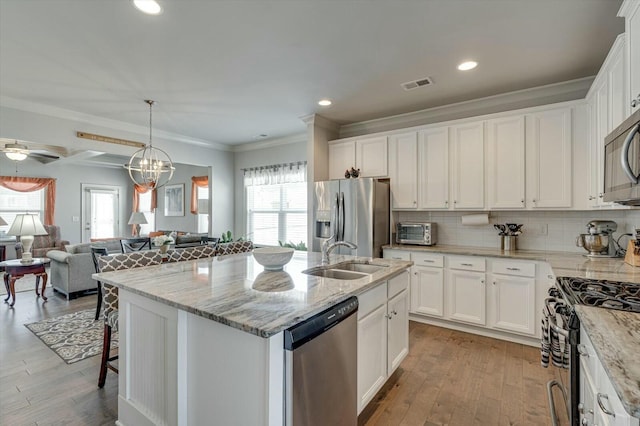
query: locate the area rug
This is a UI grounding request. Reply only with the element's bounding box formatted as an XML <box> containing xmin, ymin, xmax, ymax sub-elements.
<box><xmin>25</xmin><ymin>309</ymin><xmax>118</xmax><ymax>364</ymax></box>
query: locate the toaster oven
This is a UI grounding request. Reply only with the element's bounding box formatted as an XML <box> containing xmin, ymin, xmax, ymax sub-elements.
<box><xmin>396</xmin><ymin>222</ymin><xmax>436</xmax><ymax>246</ymax></box>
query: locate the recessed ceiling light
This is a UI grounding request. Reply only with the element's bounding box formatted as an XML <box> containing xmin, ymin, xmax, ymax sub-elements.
<box><xmin>318</xmin><ymin>99</ymin><xmax>332</xmax><ymax>106</ymax></box>
<box><xmin>457</xmin><ymin>61</ymin><xmax>478</xmax><ymax>71</ymax></box>
<box><xmin>133</xmin><ymin>0</ymin><xmax>162</xmax><ymax>15</ymax></box>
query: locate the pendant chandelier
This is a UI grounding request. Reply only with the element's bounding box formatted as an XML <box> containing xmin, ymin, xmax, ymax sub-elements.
<box><xmin>124</xmin><ymin>100</ymin><xmax>175</xmax><ymax>189</ymax></box>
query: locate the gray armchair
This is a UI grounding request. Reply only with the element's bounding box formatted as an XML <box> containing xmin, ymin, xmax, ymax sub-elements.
<box><xmin>16</xmin><ymin>224</ymin><xmax>69</xmax><ymax>258</ymax></box>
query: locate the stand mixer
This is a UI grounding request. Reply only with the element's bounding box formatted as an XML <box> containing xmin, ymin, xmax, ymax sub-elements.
<box><xmin>576</xmin><ymin>220</ymin><xmax>620</xmax><ymax>257</ymax></box>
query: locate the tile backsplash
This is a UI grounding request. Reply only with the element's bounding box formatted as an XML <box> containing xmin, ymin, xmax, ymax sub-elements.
<box><xmin>395</xmin><ymin>210</ymin><xmax>640</xmax><ymax>253</ymax></box>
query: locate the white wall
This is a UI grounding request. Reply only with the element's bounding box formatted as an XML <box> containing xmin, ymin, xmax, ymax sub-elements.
<box><xmin>155</xmin><ymin>163</ymin><xmax>208</xmax><ymax>233</ymax></box>
<box><xmin>396</xmin><ymin>210</ymin><xmax>640</xmax><ymax>253</ymax></box>
<box><xmin>233</xmin><ymin>141</ymin><xmax>307</xmax><ymax>240</ymax></box>
<box><xmin>0</xmin><ymin>105</ymin><xmax>235</xmax><ymax>236</ymax></box>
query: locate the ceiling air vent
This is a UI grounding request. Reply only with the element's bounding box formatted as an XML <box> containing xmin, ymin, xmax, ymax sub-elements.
<box><xmin>401</xmin><ymin>76</ymin><xmax>434</xmax><ymax>91</ymax></box>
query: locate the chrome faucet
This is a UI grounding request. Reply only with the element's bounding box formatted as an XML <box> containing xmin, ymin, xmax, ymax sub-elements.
<box><xmin>322</xmin><ymin>239</ymin><xmax>357</xmax><ymax>264</ymax></box>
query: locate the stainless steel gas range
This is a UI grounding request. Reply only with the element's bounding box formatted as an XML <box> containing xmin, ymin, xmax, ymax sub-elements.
<box><xmin>544</xmin><ymin>277</ymin><xmax>640</xmax><ymax>426</ymax></box>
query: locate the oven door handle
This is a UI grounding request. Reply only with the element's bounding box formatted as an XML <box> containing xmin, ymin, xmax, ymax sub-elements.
<box><xmin>547</xmin><ymin>315</ymin><xmax>570</xmax><ymax>338</ymax></box>
<box><xmin>621</xmin><ymin>123</ymin><xmax>640</xmax><ymax>184</ymax></box>
<box><xmin>547</xmin><ymin>380</ymin><xmax>569</xmax><ymax>426</ymax></box>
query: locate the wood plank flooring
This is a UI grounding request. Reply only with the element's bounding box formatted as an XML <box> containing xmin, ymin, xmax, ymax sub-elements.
<box><xmin>359</xmin><ymin>321</ymin><xmax>564</xmax><ymax>426</ymax></box>
<box><xmin>1</xmin><ymin>289</ymin><xmax>562</xmax><ymax>425</ymax></box>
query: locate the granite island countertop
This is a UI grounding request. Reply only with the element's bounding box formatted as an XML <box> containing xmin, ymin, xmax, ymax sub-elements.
<box><xmin>385</xmin><ymin>243</ymin><xmax>640</xmax><ymax>418</ymax></box>
<box><xmin>575</xmin><ymin>305</ymin><xmax>640</xmax><ymax>418</ymax></box>
<box><xmin>94</xmin><ymin>251</ymin><xmax>412</xmax><ymax>338</ymax></box>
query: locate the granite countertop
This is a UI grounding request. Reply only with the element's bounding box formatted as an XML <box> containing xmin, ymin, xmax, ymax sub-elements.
<box><xmin>94</xmin><ymin>251</ymin><xmax>412</xmax><ymax>338</ymax></box>
<box><xmin>575</xmin><ymin>305</ymin><xmax>640</xmax><ymax>418</ymax></box>
<box><xmin>384</xmin><ymin>244</ymin><xmax>640</xmax><ymax>284</ymax></box>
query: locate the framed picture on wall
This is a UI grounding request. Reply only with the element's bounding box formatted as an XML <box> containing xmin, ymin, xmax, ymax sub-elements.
<box><xmin>164</xmin><ymin>184</ymin><xmax>184</xmax><ymax>217</ymax></box>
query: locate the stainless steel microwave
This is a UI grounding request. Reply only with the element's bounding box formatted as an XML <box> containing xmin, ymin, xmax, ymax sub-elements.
<box><xmin>603</xmin><ymin>109</ymin><xmax>640</xmax><ymax>205</ymax></box>
<box><xmin>396</xmin><ymin>222</ymin><xmax>436</xmax><ymax>246</ymax></box>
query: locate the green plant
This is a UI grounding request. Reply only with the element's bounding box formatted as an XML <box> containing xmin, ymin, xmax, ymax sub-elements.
<box><xmin>278</xmin><ymin>240</ymin><xmax>307</xmax><ymax>251</ymax></box>
<box><xmin>220</xmin><ymin>230</ymin><xmax>233</xmax><ymax>243</ymax></box>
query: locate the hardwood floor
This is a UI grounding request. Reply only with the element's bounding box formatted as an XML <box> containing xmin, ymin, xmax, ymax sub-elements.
<box><xmin>0</xmin><ymin>289</ymin><xmax>118</xmax><ymax>426</ymax></box>
<box><xmin>359</xmin><ymin>321</ymin><xmax>564</xmax><ymax>426</ymax></box>
<box><xmin>2</xmin><ymin>289</ymin><xmax>561</xmax><ymax>425</ymax></box>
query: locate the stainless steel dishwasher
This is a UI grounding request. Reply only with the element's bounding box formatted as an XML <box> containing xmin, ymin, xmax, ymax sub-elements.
<box><xmin>284</xmin><ymin>296</ymin><xmax>358</xmax><ymax>426</ymax></box>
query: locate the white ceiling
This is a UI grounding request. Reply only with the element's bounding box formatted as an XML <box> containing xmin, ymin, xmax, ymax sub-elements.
<box><xmin>0</xmin><ymin>0</ymin><xmax>624</xmax><ymax>147</ymax></box>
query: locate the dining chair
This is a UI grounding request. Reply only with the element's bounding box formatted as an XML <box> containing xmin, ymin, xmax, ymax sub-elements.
<box><xmin>166</xmin><ymin>245</ymin><xmax>216</xmax><ymax>262</ymax></box>
<box><xmin>96</xmin><ymin>251</ymin><xmax>163</xmax><ymax>388</ymax></box>
<box><xmin>90</xmin><ymin>246</ymin><xmax>109</xmax><ymax>321</ymax></box>
<box><xmin>215</xmin><ymin>240</ymin><xmax>253</xmax><ymax>256</ymax></box>
<box><xmin>119</xmin><ymin>237</ymin><xmax>152</xmax><ymax>253</ymax></box>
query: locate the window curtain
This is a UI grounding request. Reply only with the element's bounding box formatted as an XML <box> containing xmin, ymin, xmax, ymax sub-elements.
<box><xmin>190</xmin><ymin>176</ymin><xmax>209</xmax><ymax>214</ymax></box>
<box><xmin>243</xmin><ymin>161</ymin><xmax>307</xmax><ymax>186</ymax></box>
<box><xmin>132</xmin><ymin>184</ymin><xmax>157</xmax><ymax>235</ymax></box>
<box><xmin>0</xmin><ymin>176</ymin><xmax>56</xmax><ymax>225</ymax></box>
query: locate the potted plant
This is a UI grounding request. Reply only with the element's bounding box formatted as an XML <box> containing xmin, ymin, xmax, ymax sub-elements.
<box><xmin>152</xmin><ymin>235</ymin><xmax>174</xmax><ymax>254</ymax></box>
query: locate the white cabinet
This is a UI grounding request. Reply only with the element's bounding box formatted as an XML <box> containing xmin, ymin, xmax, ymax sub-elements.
<box><xmin>356</xmin><ymin>271</ymin><xmax>409</xmax><ymax>414</ymax></box>
<box><xmin>328</xmin><ymin>136</ymin><xmax>388</xmax><ymax>180</ymax></box>
<box><xmin>328</xmin><ymin>141</ymin><xmax>355</xmax><ymax>180</ymax></box>
<box><xmin>526</xmin><ymin>107</ymin><xmax>573</xmax><ymax>208</ymax></box>
<box><xmin>488</xmin><ymin>260</ymin><xmax>536</xmax><ymax>336</ymax></box>
<box><xmin>450</xmin><ymin>121</ymin><xmax>485</xmax><ymax>209</ymax></box>
<box><xmin>446</xmin><ymin>256</ymin><xmax>486</xmax><ymax>326</ymax></box>
<box><xmin>487</xmin><ymin>115</ymin><xmax>526</xmax><ymax>209</ymax></box>
<box><xmin>621</xmin><ymin>0</ymin><xmax>640</xmax><ymax>116</ymax></box>
<box><xmin>410</xmin><ymin>253</ymin><xmax>444</xmax><ymax>317</ymax></box>
<box><xmin>389</xmin><ymin>132</ymin><xmax>418</xmax><ymax>208</ymax></box>
<box><xmin>418</xmin><ymin>127</ymin><xmax>450</xmax><ymax>209</ymax></box>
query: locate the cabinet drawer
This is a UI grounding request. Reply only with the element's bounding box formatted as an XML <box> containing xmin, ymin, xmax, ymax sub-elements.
<box><xmin>447</xmin><ymin>256</ymin><xmax>486</xmax><ymax>272</ymax></box>
<box><xmin>388</xmin><ymin>272</ymin><xmax>409</xmax><ymax>299</ymax></box>
<box><xmin>411</xmin><ymin>252</ymin><xmax>444</xmax><ymax>268</ymax></box>
<box><xmin>383</xmin><ymin>250</ymin><xmax>411</xmax><ymax>261</ymax></box>
<box><xmin>358</xmin><ymin>282</ymin><xmax>387</xmax><ymax>319</ymax></box>
<box><xmin>491</xmin><ymin>260</ymin><xmax>535</xmax><ymax>277</ymax></box>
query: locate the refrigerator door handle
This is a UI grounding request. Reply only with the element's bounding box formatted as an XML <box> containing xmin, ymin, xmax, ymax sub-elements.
<box><xmin>339</xmin><ymin>192</ymin><xmax>345</xmax><ymax>241</ymax></box>
<box><xmin>333</xmin><ymin>192</ymin><xmax>340</xmax><ymax>241</ymax></box>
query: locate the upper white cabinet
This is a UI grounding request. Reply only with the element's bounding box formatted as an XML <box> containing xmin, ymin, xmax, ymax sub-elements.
<box><xmin>526</xmin><ymin>107</ymin><xmax>573</xmax><ymax>208</ymax></box>
<box><xmin>487</xmin><ymin>115</ymin><xmax>526</xmax><ymax>209</ymax></box>
<box><xmin>389</xmin><ymin>132</ymin><xmax>418</xmax><ymax>208</ymax></box>
<box><xmin>328</xmin><ymin>141</ymin><xmax>355</xmax><ymax>180</ymax></box>
<box><xmin>620</xmin><ymin>0</ymin><xmax>640</xmax><ymax>116</ymax></box>
<box><xmin>418</xmin><ymin>127</ymin><xmax>450</xmax><ymax>209</ymax></box>
<box><xmin>450</xmin><ymin>121</ymin><xmax>485</xmax><ymax>209</ymax></box>
<box><xmin>328</xmin><ymin>136</ymin><xmax>388</xmax><ymax>180</ymax></box>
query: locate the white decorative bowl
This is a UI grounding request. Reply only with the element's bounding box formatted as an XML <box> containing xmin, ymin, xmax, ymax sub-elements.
<box><xmin>252</xmin><ymin>247</ymin><xmax>294</xmax><ymax>271</ymax></box>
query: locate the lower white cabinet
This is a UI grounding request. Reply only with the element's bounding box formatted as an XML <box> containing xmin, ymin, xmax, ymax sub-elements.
<box><xmin>488</xmin><ymin>260</ymin><xmax>537</xmax><ymax>336</ymax></box>
<box><xmin>411</xmin><ymin>265</ymin><xmax>444</xmax><ymax>317</ymax></box>
<box><xmin>357</xmin><ymin>271</ymin><xmax>409</xmax><ymax>414</ymax></box>
<box><xmin>447</xmin><ymin>269</ymin><xmax>486</xmax><ymax>326</ymax></box>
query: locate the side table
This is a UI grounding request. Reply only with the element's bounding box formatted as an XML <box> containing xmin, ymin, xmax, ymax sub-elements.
<box><xmin>0</xmin><ymin>258</ymin><xmax>50</xmax><ymax>307</ymax></box>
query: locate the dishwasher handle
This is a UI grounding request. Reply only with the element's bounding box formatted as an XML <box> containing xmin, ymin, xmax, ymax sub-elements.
<box><xmin>284</xmin><ymin>296</ymin><xmax>358</xmax><ymax>351</ymax></box>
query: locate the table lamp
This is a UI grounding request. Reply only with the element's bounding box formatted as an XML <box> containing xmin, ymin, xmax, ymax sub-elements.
<box><xmin>128</xmin><ymin>211</ymin><xmax>148</xmax><ymax>236</ymax></box>
<box><xmin>7</xmin><ymin>213</ymin><xmax>48</xmax><ymax>263</ymax></box>
<box><xmin>0</xmin><ymin>216</ymin><xmax>7</xmax><ymax>226</ymax></box>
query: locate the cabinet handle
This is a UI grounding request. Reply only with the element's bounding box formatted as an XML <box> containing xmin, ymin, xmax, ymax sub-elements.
<box><xmin>422</xmin><ymin>259</ymin><xmax>435</xmax><ymax>263</ymax></box>
<box><xmin>392</xmin><ymin>257</ymin><xmax>403</xmax><ymax>260</ymax></box>
<box><xmin>632</xmin><ymin>99</ymin><xmax>638</xmax><ymax>108</ymax></box>
<box><xmin>461</xmin><ymin>263</ymin><xmax>473</xmax><ymax>266</ymax></box>
<box><xmin>577</xmin><ymin>344</ymin><xmax>589</xmax><ymax>357</ymax></box>
<box><xmin>596</xmin><ymin>393</ymin><xmax>615</xmax><ymax>417</ymax></box>
<box><xmin>506</xmin><ymin>267</ymin><xmax>520</xmax><ymax>271</ymax></box>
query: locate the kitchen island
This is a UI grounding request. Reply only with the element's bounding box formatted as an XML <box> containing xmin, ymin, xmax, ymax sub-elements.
<box><xmin>94</xmin><ymin>251</ymin><xmax>412</xmax><ymax>426</ymax></box>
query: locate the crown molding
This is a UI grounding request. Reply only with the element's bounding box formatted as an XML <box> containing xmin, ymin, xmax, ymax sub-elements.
<box><xmin>300</xmin><ymin>113</ymin><xmax>341</xmax><ymax>132</ymax></box>
<box><xmin>338</xmin><ymin>76</ymin><xmax>595</xmax><ymax>138</ymax></box>
<box><xmin>618</xmin><ymin>0</ymin><xmax>638</xmax><ymax>17</ymax></box>
<box><xmin>232</xmin><ymin>132</ymin><xmax>307</xmax><ymax>152</ymax></box>
<box><xmin>0</xmin><ymin>96</ymin><xmax>232</xmax><ymax>152</ymax></box>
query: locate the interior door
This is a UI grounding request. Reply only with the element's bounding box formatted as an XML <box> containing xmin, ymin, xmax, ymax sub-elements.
<box><xmin>82</xmin><ymin>185</ymin><xmax>120</xmax><ymax>242</ymax></box>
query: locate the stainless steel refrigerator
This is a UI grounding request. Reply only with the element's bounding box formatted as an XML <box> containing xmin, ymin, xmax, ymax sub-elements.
<box><xmin>312</xmin><ymin>178</ymin><xmax>389</xmax><ymax>258</ymax></box>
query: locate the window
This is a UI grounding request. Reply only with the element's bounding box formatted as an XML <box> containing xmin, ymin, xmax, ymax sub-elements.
<box><xmin>138</xmin><ymin>191</ymin><xmax>155</xmax><ymax>235</ymax></box>
<box><xmin>197</xmin><ymin>185</ymin><xmax>208</xmax><ymax>234</ymax></box>
<box><xmin>0</xmin><ymin>186</ymin><xmax>45</xmax><ymax>235</ymax></box>
<box><xmin>245</xmin><ymin>162</ymin><xmax>307</xmax><ymax>247</ymax></box>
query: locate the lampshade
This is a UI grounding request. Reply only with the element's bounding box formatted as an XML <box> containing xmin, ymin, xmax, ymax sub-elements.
<box><xmin>197</xmin><ymin>199</ymin><xmax>208</xmax><ymax>214</ymax></box>
<box><xmin>7</xmin><ymin>213</ymin><xmax>47</xmax><ymax>237</ymax></box>
<box><xmin>124</xmin><ymin>100</ymin><xmax>175</xmax><ymax>189</ymax></box>
<box><xmin>4</xmin><ymin>142</ymin><xmax>29</xmax><ymax>161</ymax></box>
<box><xmin>0</xmin><ymin>216</ymin><xmax>7</xmax><ymax>226</ymax></box>
<box><xmin>128</xmin><ymin>211</ymin><xmax>148</xmax><ymax>225</ymax></box>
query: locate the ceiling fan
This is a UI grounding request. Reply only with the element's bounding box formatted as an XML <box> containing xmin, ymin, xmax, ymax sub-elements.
<box><xmin>1</xmin><ymin>140</ymin><xmax>63</xmax><ymax>164</ymax></box>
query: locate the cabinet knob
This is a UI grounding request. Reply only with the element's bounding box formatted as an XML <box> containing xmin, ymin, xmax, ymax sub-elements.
<box><xmin>599</xmin><ymin>193</ymin><xmax>603</xmax><ymax>198</ymax></box>
<box><xmin>521</xmin><ymin>199</ymin><xmax>524</xmax><ymax>204</ymax></box>
<box><xmin>445</xmin><ymin>200</ymin><xmax>448</xmax><ymax>205</ymax></box>
<box><xmin>588</xmin><ymin>195</ymin><xmax>595</xmax><ymax>200</ymax></box>
<box><xmin>532</xmin><ymin>199</ymin><xmax>537</xmax><ymax>203</ymax></box>
<box><xmin>481</xmin><ymin>280</ymin><xmax>485</xmax><ymax>284</ymax></box>
<box><xmin>578</xmin><ymin>403</ymin><xmax>584</xmax><ymax>414</ymax></box>
<box><xmin>632</xmin><ymin>99</ymin><xmax>638</xmax><ymax>108</ymax></box>
<box><xmin>413</xmin><ymin>201</ymin><xmax>417</xmax><ymax>205</ymax></box>
<box><xmin>453</xmin><ymin>200</ymin><xmax>457</xmax><ymax>204</ymax></box>
<box><xmin>492</xmin><ymin>281</ymin><xmax>496</xmax><ymax>285</ymax></box>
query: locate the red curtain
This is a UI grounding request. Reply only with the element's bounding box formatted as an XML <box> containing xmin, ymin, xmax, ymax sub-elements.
<box><xmin>132</xmin><ymin>183</ymin><xmax>157</xmax><ymax>235</ymax></box>
<box><xmin>191</xmin><ymin>176</ymin><xmax>208</xmax><ymax>215</ymax></box>
<box><xmin>0</xmin><ymin>176</ymin><xmax>56</xmax><ymax>225</ymax></box>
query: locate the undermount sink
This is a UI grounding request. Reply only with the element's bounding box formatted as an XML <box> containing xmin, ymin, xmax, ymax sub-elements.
<box><xmin>302</xmin><ymin>261</ymin><xmax>389</xmax><ymax>280</ymax></box>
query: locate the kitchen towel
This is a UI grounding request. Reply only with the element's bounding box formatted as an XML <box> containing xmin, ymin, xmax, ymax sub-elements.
<box><xmin>461</xmin><ymin>214</ymin><xmax>489</xmax><ymax>226</ymax></box>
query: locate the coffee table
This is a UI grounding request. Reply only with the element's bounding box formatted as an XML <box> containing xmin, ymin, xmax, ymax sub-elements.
<box><xmin>0</xmin><ymin>258</ymin><xmax>50</xmax><ymax>307</ymax></box>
